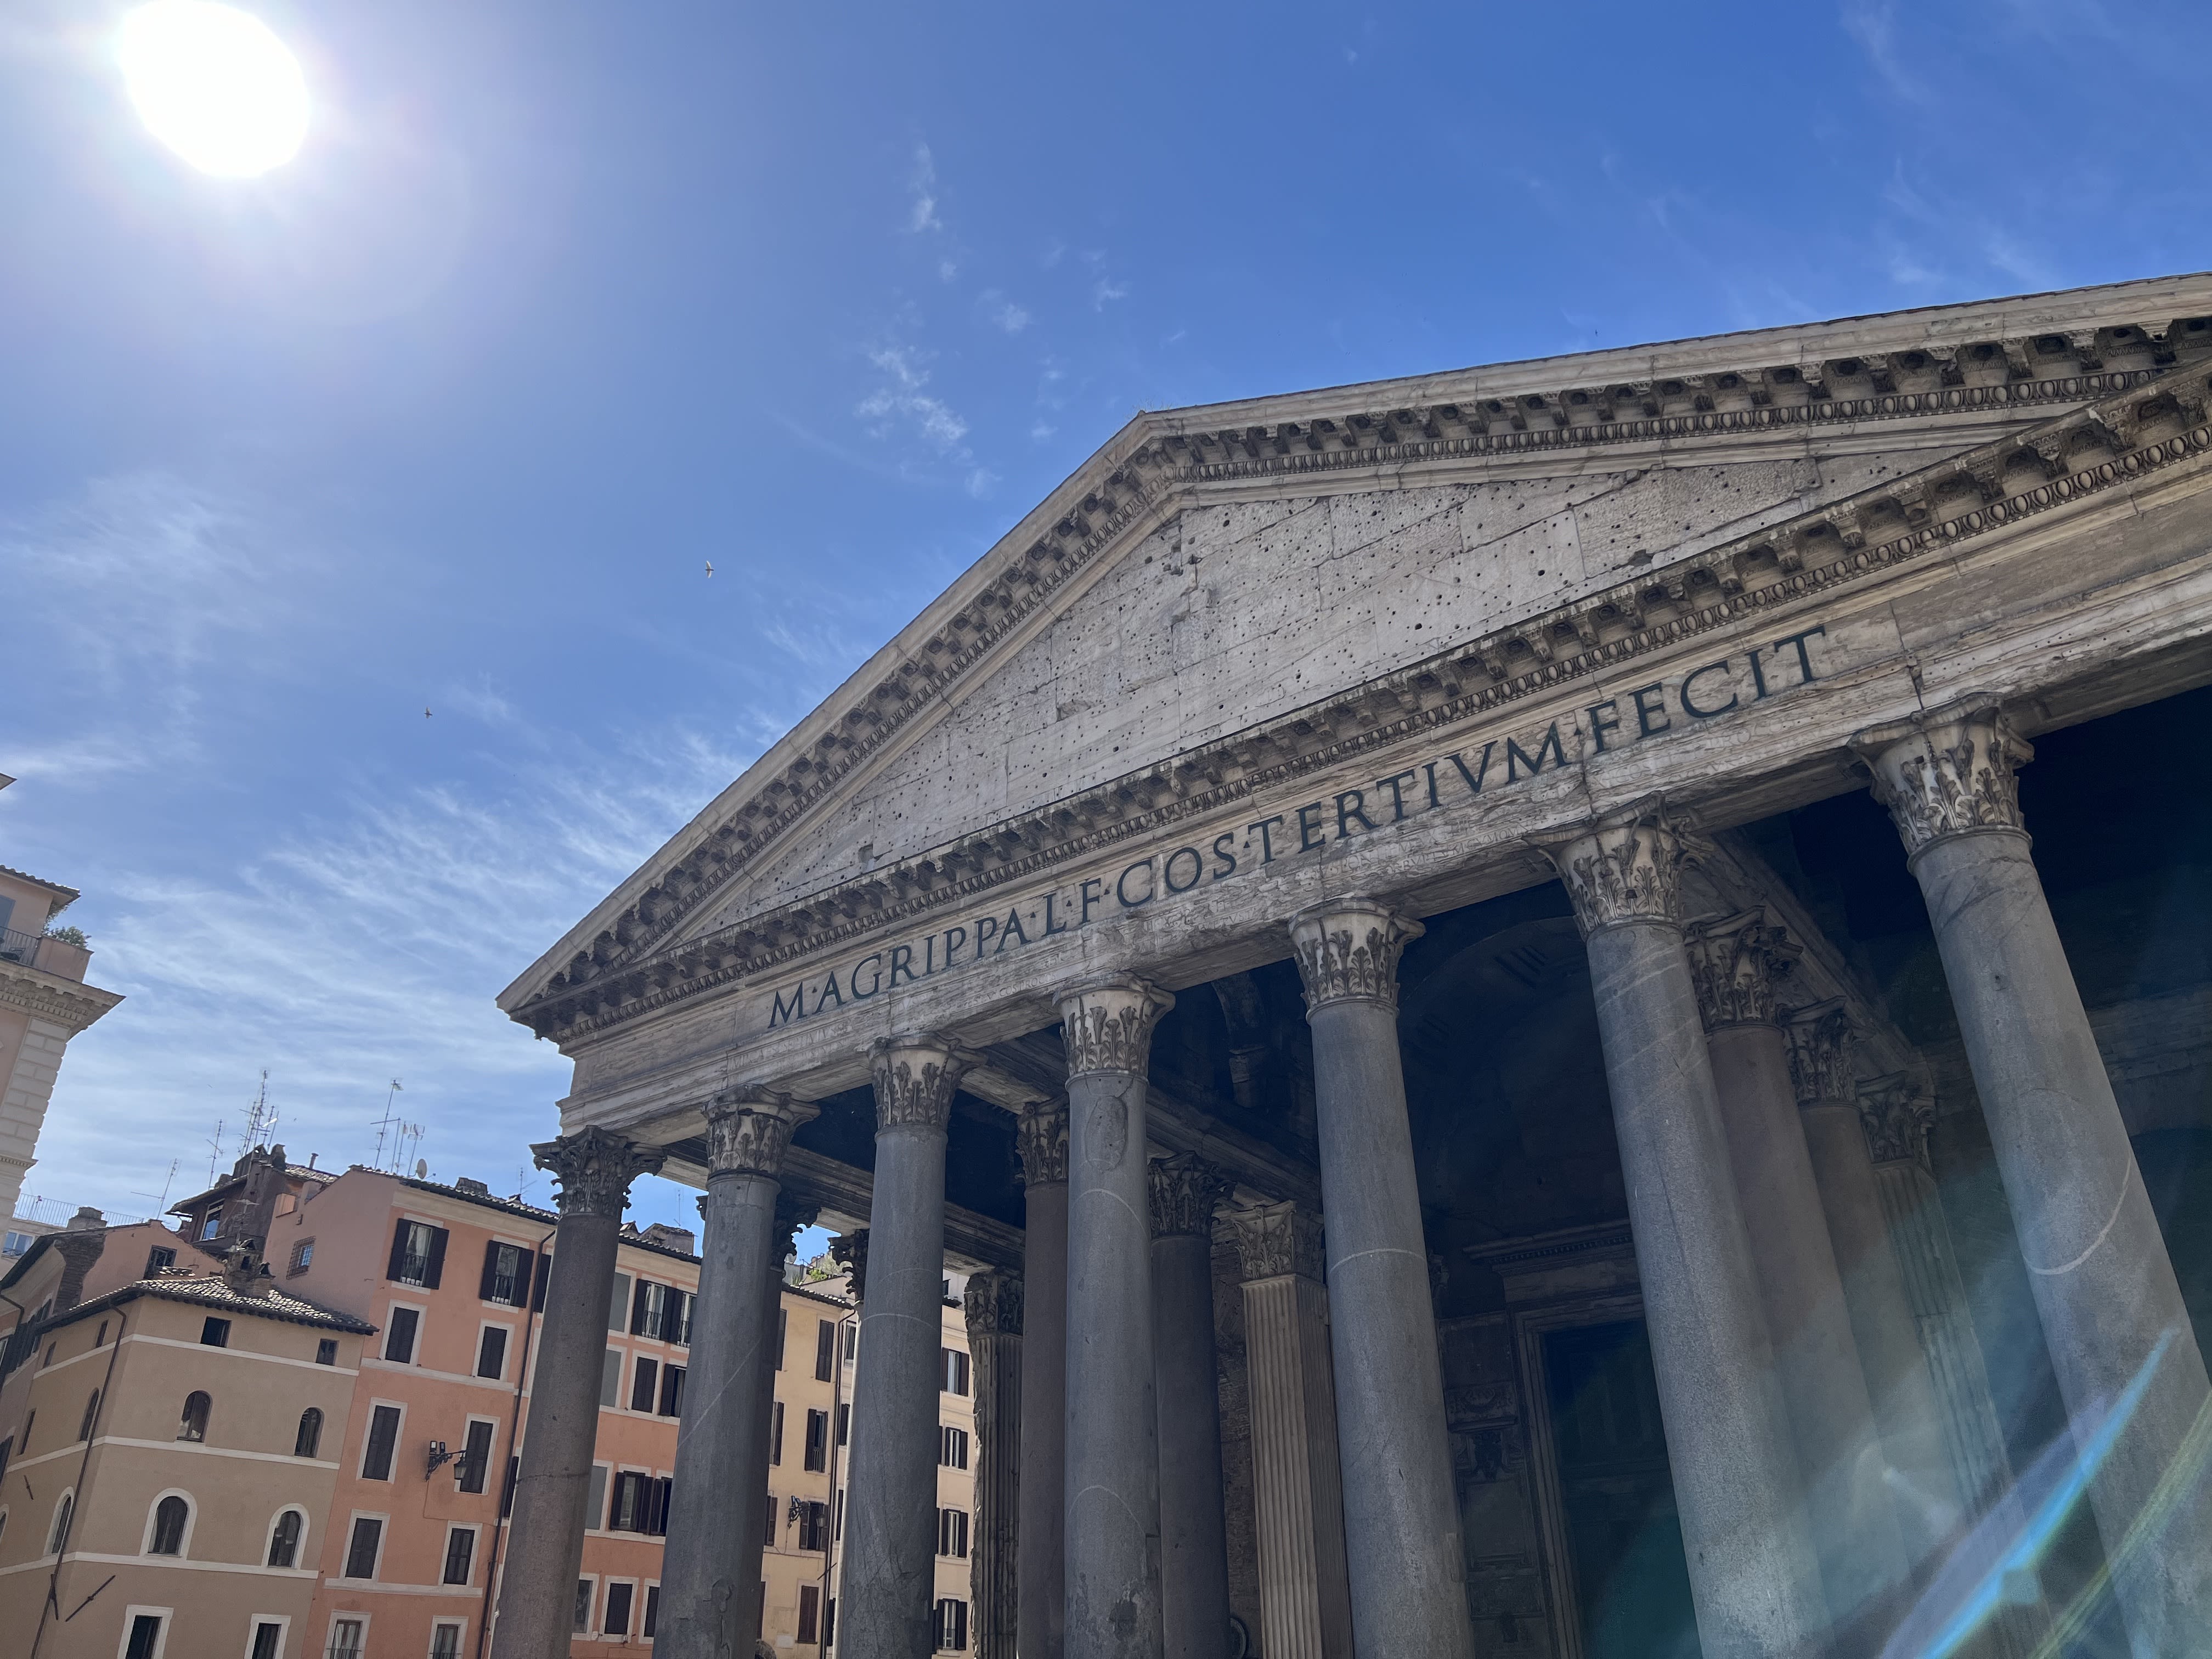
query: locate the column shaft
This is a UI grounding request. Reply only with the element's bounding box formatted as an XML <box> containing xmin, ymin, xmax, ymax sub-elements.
<box><xmin>1289</xmin><ymin>899</ymin><xmax>1471</xmax><ymax>1659</ymax></box>
<box><xmin>1548</xmin><ymin>821</ymin><xmax>1828</xmax><ymax>1659</ymax></box>
<box><xmin>1151</xmin><ymin>1154</ymin><xmax>1234</xmax><ymax>1659</ymax></box>
<box><xmin>1058</xmin><ymin>979</ymin><xmax>1172</xmax><ymax>1659</ymax></box>
<box><xmin>842</xmin><ymin>1037</ymin><xmax>967</xmax><ymax>1659</ymax></box>
<box><xmin>491</xmin><ymin>1128</ymin><xmax>663</xmax><ymax>1659</ymax></box>
<box><xmin>1229</xmin><ymin>1202</ymin><xmax>1352</xmax><ymax>1659</ymax></box>
<box><xmin>965</xmin><ymin>1271</ymin><xmax>1025</xmax><ymax>1659</ymax></box>
<box><xmin>1865</xmin><ymin>712</ymin><xmax>2212</xmax><ymax>1653</ymax></box>
<box><xmin>1017</xmin><ymin>1102</ymin><xmax>1070</xmax><ymax>1659</ymax></box>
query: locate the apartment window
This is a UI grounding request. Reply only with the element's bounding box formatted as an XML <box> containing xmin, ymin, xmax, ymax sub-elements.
<box><xmin>939</xmin><ymin>1425</ymin><xmax>969</xmax><ymax>1470</ymax></box>
<box><xmin>601</xmin><ymin>1347</ymin><xmax>623</xmax><ymax>1407</ymax></box>
<box><xmin>287</xmin><ymin>1238</ymin><xmax>314</xmax><ymax>1276</ymax></box>
<box><xmin>267</xmin><ymin>1508</ymin><xmax>304</xmax><ymax>1567</ymax></box>
<box><xmin>804</xmin><ymin>1408</ymin><xmax>828</xmax><ymax>1472</ymax></box>
<box><xmin>607</xmin><ymin>1272</ymin><xmax>632</xmax><ymax>1331</ymax></box>
<box><xmin>442</xmin><ymin>1525</ymin><xmax>476</xmax><ymax>1585</ymax></box>
<box><xmin>480</xmin><ymin>1241</ymin><xmax>533</xmax><ymax>1307</ymax></box>
<box><xmin>658</xmin><ymin>1363</ymin><xmax>685</xmax><ymax>1417</ymax></box>
<box><xmin>148</xmin><ymin>1494</ymin><xmax>189</xmax><ymax>1556</ymax></box>
<box><xmin>315</xmin><ymin>1338</ymin><xmax>337</xmax><ymax>1365</ymax></box>
<box><xmin>47</xmin><ymin>1490</ymin><xmax>73</xmax><ymax>1554</ymax></box>
<box><xmin>764</xmin><ymin>1490</ymin><xmax>777</xmax><ymax>1538</ymax></box>
<box><xmin>362</xmin><ymin>1405</ymin><xmax>402</xmax><ymax>1481</ymax></box>
<box><xmin>201</xmin><ymin>1317</ymin><xmax>231</xmax><ymax>1348</ymax></box>
<box><xmin>295</xmin><ymin>1407</ymin><xmax>324</xmax><ymax>1459</ymax></box>
<box><xmin>825</xmin><ymin>1597</ymin><xmax>836</xmax><ymax>1646</ymax></box>
<box><xmin>632</xmin><ymin>1280</ymin><xmax>667</xmax><ymax>1338</ymax></box>
<box><xmin>476</xmin><ymin>1325</ymin><xmax>508</xmax><ymax>1380</ymax></box>
<box><xmin>76</xmin><ymin>1389</ymin><xmax>99</xmax><ymax>1442</ymax></box>
<box><xmin>815</xmin><ymin>1318</ymin><xmax>836</xmax><ymax>1381</ymax></box>
<box><xmin>937</xmin><ymin>1507</ymin><xmax>968</xmax><ymax>1560</ymax></box>
<box><xmin>144</xmin><ymin>1245</ymin><xmax>176</xmax><ymax>1276</ymax></box>
<box><xmin>603</xmin><ymin>1581</ymin><xmax>635</xmax><ymax>1637</ymax></box>
<box><xmin>843</xmin><ymin>1322</ymin><xmax>857</xmax><ymax>1361</ymax></box>
<box><xmin>429</xmin><ymin>1622</ymin><xmax>463</xmax><ymax>1659</ymax></box>
<box><xmin>838</xmin><ymin>1402</ymin><xmax>850</xmax><ymax>1446</ymax></box>
<box><xmin>797</xmin><ymin>1584</ymin><xmax>822</xmax><ymax>1643</ymax></box>
<box><xmin>941</xmin><ymin>1347</ymin><xmax>969</xmax><ymax>1396</ymax></box>
<box><xmin>934</xmin><ymin>1597</ymin><xmax>969</xmax><ymax>1653</ymax></box>
<box><xmin>326</xmin><ymin>1617</ymin><xmax>365</xmax><ymax>1658</ymax></box>
<box><xmin>344</xmin><ymin>1516</ymin><xmax>383</xmax><ymax>1580</ymax></box>
<box><xmin>200</xmin><ymin>1207</ymin><xmax>223</xmax><ymax>1240</ymax></box>
<box><xmin>770</xmin><ymin>1400</ymin><xmax>784</xmax><ymax>1465</ymax></box>
<box><xmin>458</xmin><ymin>1418</ymin><xmax>495</xmax><ymax>1495</ymax></box>
<box><xmin>1</xmin><ymin>1231</ymin><xmax>29</xmax><ymax>1257</ymax></box>
<box><xmin>249</xmin><ymin>1620</ymin><xmax>284</xmax><ymax>1659</ymax></box>
<box><xmin>385</xmin><ymin>1306</ymin><xmax>421</xmax><ymax>1364</ymax></box>
<box><xmin>574</xmin><ymin>1579</ymin><xmax>595</xmax><ymax>1633</ymax></box>
<box><xmin>834</xmin><ymin>1487</ymin><xmax>844</xmax><ymax>1542</ymax></box>
<box><xmin>588</xmin><ymin>1464</ymin><xmax>609</xmax><ymax>1532</ymax></box>
<box><xmin>643</xmin><ymin>1585</ymin><xmax>661</xmax><ymax>1639</ymax></box>
<box><xmin>631</xmin><ymin>1356</ymin><xmax>659</xmax><ymax>1413</ymax></box>
<box><xmin>776</xmin><ymin>1306</ymin><xmax>787</xmax><ymax>1369</ymax></box>
<box><xmin>123</xmin><ymin>1612</ymin><xmax>167</xmax><ymax>1659</ymax></box>
<box><xmin>388</xmin><ymin>1219</ymin><xmax>447</xmax><ymax>1288</ymax></box>
<box><xmin>797</xmin><ymin>1499</ymin><xmax>828</xmax><ymax>1552</ymax></box>
<box><xmin>607</xmin><ymin>1472</ymin><xmax>672</xmax><ymax>1534</ymax></box>
<box><xmin>178</xmin><ymin>1392</ymin><xmax>210</xmax><ymax>1443</ymax></box>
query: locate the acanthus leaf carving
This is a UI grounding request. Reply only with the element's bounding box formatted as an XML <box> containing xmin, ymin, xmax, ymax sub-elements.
<box><xmin>1545</xmin><ymin>808</ymin><xmax>1692</xmax><ymax>935</ymax></box>
<box><xmin>1015</xmin><ymin>1099</ymin><xmax>1070</xmax><ymax>1187</ymax></box>
<box><xmin>1783</xmin><ymin>1001</ymin><xmax>1857</xmax><ymax>1105</ymax></box>
<box><xmin>1148</xmin><ymin>1153</ymin><xmax>1233</xmax><ymax>1239</ymax></box>
<box><xmin>1858</xmin><ymin>1073</ymin><xmax>1934</xmax><ymax>1170</ymax></box>
<box><xmin>1226</xmin><ymin>1199</ymin><xmax>1325</xmax><ymax>1284</ymax></box>
<box><xmin>1857</xmin><ymin>710</ymin><xmax>2030</xmax><ymax>860</ymax></box>
<box><xmin>1288</xmin><ymin>898</ymin><xmax>1423</xmax><ymax>1012</ymax></box>
<box><xmin>530</xmin><ymin>1126</ymin><xmax>666</xmax><ymax>1220</ymax></box>
<box><xmin>869</xmin><ymin>1035</ymin><xmax>970</xmax><ymax>1133</ymax></box>
<box><xmin>701</xmin><ymin>1090</ymin><xmax>819</xmax><ymax>1178</ymax></box>
<box><xmin>962</xmin><ymin>1269</ymin><xmax>1024</xmax><ymax>1338</ymax></box>
<box><xmin>1683</xmin><ymin>910</ymin><xmax>1799</xmax><ymax>1030</ymax></box>
<box><xmin>1057</xmin><ymin>979</ymin><xmax>1174</xmax><ymax>1080</ymax></box>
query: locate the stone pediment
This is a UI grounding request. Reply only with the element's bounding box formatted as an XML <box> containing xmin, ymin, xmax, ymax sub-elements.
<box><xmin>501</xmin><ymin>275</ymin><xmax>2212</xmax><ymax>1044</ymax></box>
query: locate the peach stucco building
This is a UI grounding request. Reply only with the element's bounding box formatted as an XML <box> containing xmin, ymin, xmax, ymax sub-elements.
<box><xmin>0</xmin><ymin>855</ymin><xmax>121</xmax><ymax>1223</ymax></box>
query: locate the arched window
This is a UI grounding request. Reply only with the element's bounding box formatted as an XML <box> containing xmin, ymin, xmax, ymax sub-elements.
<box><xmin>46</xmin><ymin>1491</ymin><xmax>73</xmax><ymax>1556</ymax></box>
<box><xmin>178</xmin><ymin>1391</ymin><xmax>210</xmax><ymax>1443</ymax></box>
<box><xmin>76</xmin><ymin>1390</ymin><xmax>100</xmax><ymax>1443</ymax></box>
<box><xmin>148</xmin><ymin>1493</ymin><xmax>189</xmax><ymax>1556</ymax></box>
<box><xmin>294</xmin><ymin>1406</ymin><xmax>323</xmax><ymax>1459</ymax></box>
<box><xmin>267</xmin><ymin>1506</ymin><xmax>304</xmax><ymax>1568</ymax></box>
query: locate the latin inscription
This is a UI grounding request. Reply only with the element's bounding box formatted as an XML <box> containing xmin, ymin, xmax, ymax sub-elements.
<box><xmin>764</xmin><ymin>624</ymin><xmax>1827</xmax><ymax>1028</ymax></box>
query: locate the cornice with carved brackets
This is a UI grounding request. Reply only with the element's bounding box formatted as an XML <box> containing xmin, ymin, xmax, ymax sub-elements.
<box><xmin>0</xmin><ymin>959</ymin><xmax>122</xmax><ymax>1035</ymax></box>
<box><xmin>518</xmin><ymin>360</ymin><xmax>2212</xmax><ymax>1042</ymax></box>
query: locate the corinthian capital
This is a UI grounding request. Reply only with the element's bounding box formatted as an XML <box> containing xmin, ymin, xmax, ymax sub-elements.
<box><xmin>1149</xmin><ymin>1153</ymin><xmax>1233</xmax><ymax>1239</ymax></box>
<box><xmin>1287</xmin><ymin>897</ymin><xmax>1424</xmax><ymax>1013</ymax></box>
<box><xmin>869</xmin><ymin>1035</ymin><xmax>969</xmax><ymax>1133</ymax></box>
<box><xmin>1683</xmin><ymin>910</ymin><xmax>1799</xmax><ymax>1030</ymax></box>
<box><xmin>829</xmin><ymin>1229</ymin><xmax>869</xmax><ymax>1300</ymax></box>
<box><xmin>1854</xmin><ymin>707</ymin><xmax>2032</xmax><ymax>862</ymax></box>
<box><xmin>1543</xmin><ymin>806</ymin><xmax>1692</xmax><ymax>936</ymax></box>
<box><xmin>1057</xmin><ymin>978</ymin><xmax>1174</xmax><ymax>1081</ymax></box>
<box><xmin>701</xmin><ymin>1090</ymin><xmax>819</xmax><ymax>1178</ymax></box>
<box><xmin>530</xmin><ymin>1126</ymin><xmax>666</xmax><ymax>1220</ymax></box>
<box><xmin>1783</xmin><ymin>1001</ymin><xmax>1857</xmax><ymax>1105</ymax></box>
<box><xmin>962</xmin><ymin>1269</ymin><xmax>1024</xmax><ymax>1338</ymax></box>
<box><xmin>1226</xmin><ymin>1199</ymin><xmax>1324</xmax><ymax>1284</ymax></box>
<box><xmin>1015</xmin><ymin>1098</ymin><xmax>1070</xmax><ymax>1187</ymax></box>
<box><xmin>1857</xmin><ymin>1073</ymin><xmax>1934</xmax><ymax>1171</ymax></box>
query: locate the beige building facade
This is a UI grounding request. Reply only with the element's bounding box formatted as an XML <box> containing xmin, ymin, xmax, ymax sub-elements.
<box><xmin>0</xmin><ymin>858</ymin><xmax>121</xmax><ymax>1223</ymax></box>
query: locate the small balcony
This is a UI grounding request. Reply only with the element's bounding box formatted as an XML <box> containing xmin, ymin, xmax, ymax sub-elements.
<box><xmin>0</xmin><ymin>927</ymin><xmax>92</xmax><ymax>982</ymax></box>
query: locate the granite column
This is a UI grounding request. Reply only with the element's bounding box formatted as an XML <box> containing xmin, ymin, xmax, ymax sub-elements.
<box><xmin>1016</xmin><ymin>1099</ymin><xmax>1070</xmax><ymax>1659</ymax></box>
<box><xmin>490</xmin><ymin>1128</ymin><xmax>664</xmax><ymax>1659</ymax></box>
<box><xmin>1150</xmin><ymin>1153</ymin><xmax>1234</xmax><ymax>1659</ymax></box>
<box><xmin>964</xmin><ymin>1270</ymin><xmax>1025</xmax><ymax>1659</ymax></box>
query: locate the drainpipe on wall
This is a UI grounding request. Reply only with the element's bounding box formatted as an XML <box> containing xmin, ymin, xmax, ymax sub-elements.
<box><xmin>475</xmin><ymin>1227</ymin><xmax>556</xmax><ymax>1659</ymax></box>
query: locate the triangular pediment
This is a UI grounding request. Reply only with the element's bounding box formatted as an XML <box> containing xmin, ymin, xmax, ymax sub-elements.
<box><xmin>502</xmin><ymin>273</ymin><xmax>2212</xmax><ymax>1039</ymax></box>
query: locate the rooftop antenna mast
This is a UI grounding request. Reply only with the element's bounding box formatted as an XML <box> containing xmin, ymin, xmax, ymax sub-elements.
<box><xmin>371</xmin><ymin>1080</ymin><xmax>404</xmax><ymax>1171</ymax></box>
<box><xmin>241</xmin><ymin>1068</ymin><xmax>276</xmax><ymax>1152</ymax></box>
<box><xmin>131</xmin><ymin>1158</ymin><xmax>180</xmax><ymax>1223</ymax></box>
<box><xmin>205</xmin><ymin>1119</ymin><xmax>225</xmax><ymax>1185</ymax></box>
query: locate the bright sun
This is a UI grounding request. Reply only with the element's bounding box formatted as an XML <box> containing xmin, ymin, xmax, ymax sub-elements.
<box><xmin>119</xmin><ymin>1</ymin><xmax>308</xmax><ymax>177</ymax></box>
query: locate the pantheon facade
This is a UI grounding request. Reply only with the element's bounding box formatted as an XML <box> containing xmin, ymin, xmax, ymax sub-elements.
<box><xmin>492</xmin><ymin>274</ymin><xmax>2212</xmax><ymax>1659</ymax></box>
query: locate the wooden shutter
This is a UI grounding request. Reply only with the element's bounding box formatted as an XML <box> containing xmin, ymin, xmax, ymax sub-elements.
<box><xmin>532</xmin><ymin>1252</ymin><xmax>549</xmax><ymax>1311</ymax></box>
<box><xmin>479</xmin><ymin>1242</ymin><xmax>502</xmax><ymax>1302</ymax></box>
<box><xmin>387</xmin><ymin>1220</ymin><xmax>411</xmax><ymax>1282</ymax></box>
<box><xmin>422</xmin><ymin>1227</ymin><xmax>448</xmax><ymax>1289</ymax></box>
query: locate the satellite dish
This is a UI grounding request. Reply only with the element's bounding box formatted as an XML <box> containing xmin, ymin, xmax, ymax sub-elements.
<box><xmin>415</xmin><ymin>1159</ymin><xmax>428</xmax><ymax>1178</ymax></box>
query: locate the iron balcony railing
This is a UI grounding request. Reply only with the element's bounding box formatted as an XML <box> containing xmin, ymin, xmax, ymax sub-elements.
<box><xmin>0</xmin><ymin>927</ymin><xmax>41</xmax><ymax>966</ymax></box>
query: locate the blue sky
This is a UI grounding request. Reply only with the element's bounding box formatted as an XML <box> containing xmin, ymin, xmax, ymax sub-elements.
<box><xmin>2</xmin><ymin>0</ymin><xmax>2206</xmax><ymax>1235</ymax></box>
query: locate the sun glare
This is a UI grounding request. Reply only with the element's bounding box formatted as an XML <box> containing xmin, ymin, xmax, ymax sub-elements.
<box><xmin>119</xmin><ymin>1</ymin><xmax>308</xmax><ymax>177</ymax></box>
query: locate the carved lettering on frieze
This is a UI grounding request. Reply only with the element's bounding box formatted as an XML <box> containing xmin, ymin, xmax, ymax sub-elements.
<box><xmin>1857</xmin><ymin>710</ymin><xmax>2030</xmax><ymax>860</ymax></box>
<box><xmin>1858</xmin><ymin>1074</ymin><xmax>1934</xmax><ymax>1171</ymax></box>
<box><xmin>1148</xmin><ymin>1153</ymin><xmax>1233</xmax><ymax>1239</ymax></box>
<box><xmin>1057</xmin><ymin>978</ymin><xmax>1173</xmax><ymax>1080</ymax></box>
<box><xmin>530</xmin><ymin>1126</ymin><xmax>665</xmax><ymax>1220</ymax></box>
<box><xmin>1227</xmin><ymin>1200</ymin><xmax>1324</xmax><ymax>1284</ymax></box>
<box><xmin>1288</xmin><ymin>898</ymin><xmax>1424</xmax><ymax>1013</ymax></box>
<box><xmin>1014</xmin><ymin>1099</ymin><xmax>1070</xmax><ymax>1187</ymax></box>
<box><xmin>1684</xmin><ymin>910</ymin><xmax>1799</xmax><ymax>1030</ymax></box>
<box><xmin>1545</xmin><ymin>810</ymin><xmax>1692</xmax><ymax>935</ymax></box>
<box><xmin>701</xmin><ymin>1089</ymin><xmax>819</xmax><ymax>1178</ymax></box>
<box><xmin>869</xmin><ymin>1035</ymin><xmax>969</xmax><ymax>1133</ymax></box>
<box><xmin>1784</xmin><ymin>1001</ymin><xmax>1857</xmax><ymax>1106</ymax></box>
<box><xmin>962</xmin><ymin>1269</ymin><xmax>1024</xmax><ymax>1339</ymax></box>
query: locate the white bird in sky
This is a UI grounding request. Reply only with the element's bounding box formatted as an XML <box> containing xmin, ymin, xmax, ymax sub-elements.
<box><xmin>424</xmin><ymin>707</ymin><xmax>432</xmax><ymax>719</ymax></box>
<box><xmin>705</xmin><ymin>560</ymin><xmax>715</xmax><ymax>577</ymax></box>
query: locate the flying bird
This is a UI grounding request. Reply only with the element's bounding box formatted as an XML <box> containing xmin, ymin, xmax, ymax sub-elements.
<box><xmin>424</xmin><ymin>707</ymin><xmax>432</xmax><ymax>719</ymax></box>
<box><xmin>705</xmin><ymin>560</ymin><xmax>715</xmax><ymax>577</ymax></box>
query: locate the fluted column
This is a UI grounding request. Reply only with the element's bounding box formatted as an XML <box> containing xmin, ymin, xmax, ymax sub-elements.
<box><xmin>1544</xmin><ymin>814</ymin><xmax>1827</xmax><ymax>1659</ymax></box>
<box><xmin>1017</xmin><ymin>1099</ymin><xmax>1070</xmax><ymax>1659</ymax></box>
<box><xmin>1860</xmin><ymin>708</ymin><xmax>2212</xmax><ymax>1654</ymax></box>
<box><xmin>1287</xmin><ymin>896</ymin><xmax>1472</xmax><ymax>1659</ymax></box>
<box><xmin>1785</xmin><ymin>1008</ymin><xmax>1963</xmax><ymax>1554</ymax></box>
<box><xmin>1686</xmin><ymin>911</ymin><xmax>1909</xmax><ymax>1638</ymax></box>
<box><xmin>1226</xmin><ymin>1201</ymin><xmax>1352</xmax><ymax>1659</ymax></box>
<box><xmin>660</xmin><ymin>1092</ymin><xmax>817</xmax><ymax>1658</ymax></box>
<box><xmin>965</xmin><ymin>1271</ymin><xmax>1025</xmax><ymax>1659</ymax></box>
<box><xmin>1150</xmin><ymin>1153</ymin><xmax>1234</xmax><ymax>1659</ymax></box>
<box><xmin>842</xmin><ymin>1036</ymin><xmax>969</xmax><ymax>1659</ymax></box>
<box><xmin>1058</xmin><ymin>977</ymin><xmax>1174</xmax><ymax>1659</ymax></box>
<box><xmin>491</xmin><ymin>1128</ymin><xmax>665</xmax><ymax>1659</ymax></box>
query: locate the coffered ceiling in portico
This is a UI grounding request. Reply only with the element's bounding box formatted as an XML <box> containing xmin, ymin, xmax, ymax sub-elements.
<box><xmin>502</xmin><ymin>274</ymin><xmax>2212</xmax><ymax>1048</ymax></box>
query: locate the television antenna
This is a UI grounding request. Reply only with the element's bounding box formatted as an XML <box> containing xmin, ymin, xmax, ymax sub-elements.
<box><xmin>371</xmin><ymin>1080</ymin><xmax>404</xmax><ymax>1170</ymax></box>
<box><xmin>241</xmin><ymin>1069</ymin><xmax>277</xmax><ymax>1152</ymax></box>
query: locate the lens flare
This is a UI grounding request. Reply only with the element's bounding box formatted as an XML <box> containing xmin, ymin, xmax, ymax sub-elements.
<box><xmin>119</xmin><ymin>2</ymin><xmax>308</xmax><ymax>177</ymax></box>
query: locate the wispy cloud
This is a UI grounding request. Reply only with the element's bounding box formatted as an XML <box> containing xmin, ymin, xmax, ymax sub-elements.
<box><xmin>906</xmin><ymin>143</ymin><xmax>943</xmax><ymax>234</ymax></box>
<box><xmin>1840</xmin><ymin>1</ymin><xmax>1932</xmax><ymax>105</ymax></box>
<box><xmin>857</xmin><ymin>345</ymin><xmax>970</xmax><ymax>449</ymax></box>
<box><xmin>979</xmin><ymin>290</ymin><xmax>1031</xmax><ymax>334</ymax></box>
